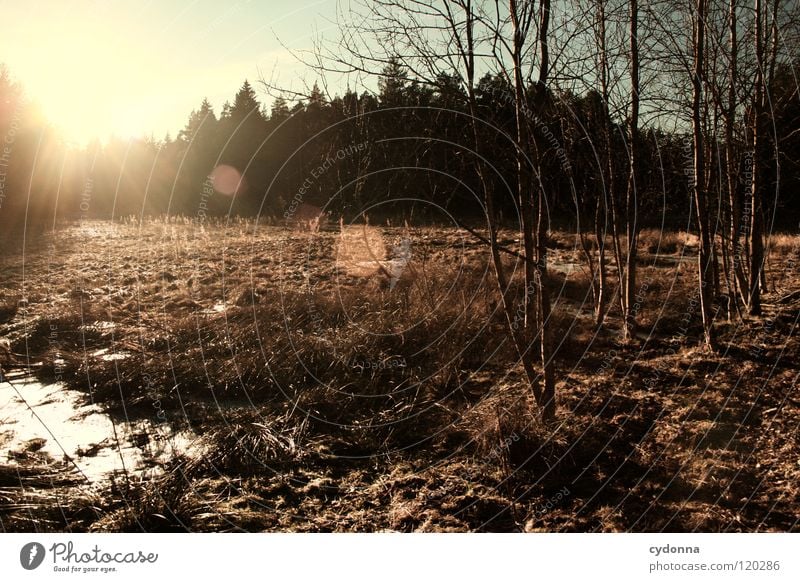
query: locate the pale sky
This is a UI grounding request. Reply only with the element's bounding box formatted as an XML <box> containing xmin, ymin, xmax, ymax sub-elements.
<box><xmin>0</xmin><ymin>0</ymin><xmax>340</xmax><ymax>145</ymax></box>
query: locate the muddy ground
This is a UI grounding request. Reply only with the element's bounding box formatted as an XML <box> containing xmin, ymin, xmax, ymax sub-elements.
<box><xmin>1</xmin><ymin>219</ymin><xmax>798</xmax><ymax>532</ymax></box>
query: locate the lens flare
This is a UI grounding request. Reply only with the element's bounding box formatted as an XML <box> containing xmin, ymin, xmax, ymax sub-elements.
<box><xmin>210</xmin><ymin>164</ymin><xmax>246</xmax><ymax>197</ymax></box>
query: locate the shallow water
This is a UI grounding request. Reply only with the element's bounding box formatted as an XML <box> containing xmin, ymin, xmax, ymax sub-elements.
<box><xmin>90</xmin><ymin>348</ymin><xmax>131</xmax><ymax>362</ymax></box>
<box><xmin>0</xmin><ymin>374</ymin><xmax>195</xmax><ymax>483</ymax></box>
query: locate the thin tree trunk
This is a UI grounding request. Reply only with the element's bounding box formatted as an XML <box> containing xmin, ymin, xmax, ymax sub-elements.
<box><xmin>454</xmin><ymin>0</ymin><xmax>543</xmax><ymax>404</ymax></box>
<box><xmin>509</xmin><ymin>0</ymin><xmax>555</xmax><ymax>420</ymax></box>
<box><xmin>707</xmin><ymin>106</ymin><xmax>722</xmax><ymax>302</ymax></box>
<box><xmin>726</xmin><ymin>0</ymin><xmax>747</xmax><ymax>316</ymax></box>
<box><xmin>536</xmin><ymin>0</ymin><xmax>551</xmax><ymax>278</ymax></box>
<box><xmin>594</xmin><ymin>196</ymin><xmax>608</xmax><ymax>326</ymax></box>
<box><xmin>594</xmin><ymin>0</ymin><xmax>612</xmax><ymax>329</ymax></box>
<box><xmin>537</xmin><ymin>0</ymin><xmax>555</xmax><ymax>421</ymax></box>
<box><xmin>692</xmin><ymin>0</ymin><xmax>715</xmax><ymax>348</ymax></box>
<box><xmin>749</xmin><ymin>0</ymin><xmax>765</xmax><ymax>315</ymax></box>
<box><xmin>623</xmin><ymin>0</ymin><xmax>639</xmax><ymax>341</ymax></box>
<box><xmin>760</xmin><ymin>0</ymin><xmax>781</xmax><ymax>293</ymax></box>
<box><xmin>596</xmin><ymin>0</ymin><xmax>623</xmax><ymax>324</ymax></box>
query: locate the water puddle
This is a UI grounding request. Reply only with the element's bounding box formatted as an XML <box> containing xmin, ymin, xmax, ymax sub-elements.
<box><xmin>0</xmin><ymin>375</ymin><xmax>195</xmax><ymax>484</ymax></box>
<box><xmin>90</xmin><ymin>348</ymin><xmax>131</xmax><ymax>362</ymax></box>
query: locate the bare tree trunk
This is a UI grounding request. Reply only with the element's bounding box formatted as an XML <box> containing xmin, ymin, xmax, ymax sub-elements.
<box><xmin>768</xmin><ymin>0</ymin><xmax>780</xmax><ymax>86</ymax></box>
<box><xmin>447</xmin><ymin>0</ymin><xmax>544</xmax><ymax>406</ymax></box>
<box><xmin>726</xmin><ymin>0</ymin><xmax>747</xmax><ymax>316</ymax></box>
<box><xmin>594</xmin><ymin>0</ymin><xmax>612</xmax><ymax>329</ymax></box>
<box><xmin>749</xmin><ymin>0</ymin><xmax>765</xmax><ymax>315</ymax></box>
<box><xmin>510</xmin><ymin>3</ymin><xmax>537</xmax><ymax>333</ymax></box>
<box><xmin>623</xmin><ymin>0</ymin><xmax>639</xmax><ymax>341</ymax></box>
<box><xmin>692</xmin><ymin>0</ymin><xmax>716</xmax><ymax>348</ymax></box>
<box><xmin>706</xmin><ymin>106</ymin><xmax>722</xmax><ymax>302</ymax></box>
<box><xmin>536</xmin><ymin>0</ymin><xmax>556</xmax><ymax>421</ymax></box>
<box><xmin>536</xmin><ymin>0</ymin><xmax>551</xmax><ymax>278</ymax></box>
<box><xmin>592</xmin><ymin>0</ymin><xmax>626</xmax><ymax>328</ymax></box>
<box><xmin>594</xmin><ymin>196</ymin><xmax>609</xmax><ymax>327</ymax></box>
<box><xmin>509</xmin><ymin>0</ymin><xmax>555</xmax><ymax>421</ymax></box>
<box><xmin>760</xmin><ymin>0</ymin><xmax>781</xmax><ymax>293</ymax></box>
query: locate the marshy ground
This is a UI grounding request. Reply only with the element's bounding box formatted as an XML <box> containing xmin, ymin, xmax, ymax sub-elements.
<box><xmin>1</xmin><ymin>219</ymin><xmax>798</xmax><ymax>532</ymax></box>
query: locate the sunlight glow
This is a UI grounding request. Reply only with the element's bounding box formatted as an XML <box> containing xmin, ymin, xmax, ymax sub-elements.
<box><xmin>14</xmin><ymin>19</ymin><xmax>168</xmax><ymax>145</ymax></box>
<box><xmin>1</xmin><ymin>2</ymin><xmax>331</xmax><ymax>146</ymax></box>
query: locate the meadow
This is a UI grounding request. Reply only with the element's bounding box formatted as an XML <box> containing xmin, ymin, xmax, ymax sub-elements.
<box><xmin>1</xmin><ymin>218</ymin><xmax>798</xmax><ymax>532</ymax></box>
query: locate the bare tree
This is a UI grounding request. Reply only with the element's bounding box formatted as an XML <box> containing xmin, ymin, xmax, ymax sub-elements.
<box><xmin>724</xmin><ymin>0</ymin><xmax>748</xmax><ymax>317</ymax></box>
<box><xmin>594</xmin><ymin>0</ymin><xmax>614</xmax><ymax>328</ymax></box>
<box><xmin>622</xmin><ymin>0</ymin><xmax>640</xmax><ymax>341</ymax></box>
<box><xmin>531</xmin><ymin>0</ymin><xmax>556</xmax><ymax>420</ymax></box>
<box><xmin>486</xmin><ymin>0</ymin><xmax>557</xmax><ymax>419</ymax></box>
<box><xmin>749</xmin><ymin>0</ymin><xmax>765</xmax><ymax>315</ymax></box>
<box><xmin>299</xmin><ymin>0</ymin><xmax>559</xmax><ymax>420</ymax></box>
<box><xmin>577</xmin><ymin>0</ymin><xmax>628</xmax><ymax>330</ymax></box>
<box><xmin>692</xmin><ymin>0</ymin><xmax>717</xmax><ymax>347</ymax></box>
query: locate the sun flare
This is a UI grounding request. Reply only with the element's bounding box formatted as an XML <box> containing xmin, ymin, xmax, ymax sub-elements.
<box><xmin>11</xmin><ymin>17</ymin><xmax>166</xmax><ymax>145</ymax></box>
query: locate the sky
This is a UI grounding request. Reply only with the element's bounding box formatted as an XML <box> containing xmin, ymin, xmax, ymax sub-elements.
<box><xmin>0</xmin><ymin>0</ymin><xmax>340</xmax><ymax>145</ymax></box>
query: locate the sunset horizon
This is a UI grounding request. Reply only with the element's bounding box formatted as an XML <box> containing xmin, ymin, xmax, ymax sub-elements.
<box><xmin>0</xmin><ymin>0</ymin><xmax>336</xmax><ymax>145</ymax></box>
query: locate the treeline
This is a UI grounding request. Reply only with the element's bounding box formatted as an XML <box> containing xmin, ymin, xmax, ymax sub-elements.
<box><xmin>0</xmin><ymin>57</ymin><xmax>796</xmax><ymax>233</ymax></box>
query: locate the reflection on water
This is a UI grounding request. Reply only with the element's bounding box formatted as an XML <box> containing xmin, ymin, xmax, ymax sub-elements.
<box><xmin>0</xmin><ymin>376</ymin><xmax>195</xmax><ymax>483</ymax></box>
<box><xmin>90</xmin><ymin>348</ymin><xmax>131</xmax><ymax>362</ymax></box>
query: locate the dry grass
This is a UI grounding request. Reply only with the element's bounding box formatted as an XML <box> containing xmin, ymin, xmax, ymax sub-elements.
<box><xmin>1</xmin><ymin>219</ymin><xmax>799</xmax><ymax>532</ymax></box>
<box><xmin>550</xmin><ymin>229</ymin><xmax>701</xmax><ymax>256</ymax></box>
<box><xmin>638</xmin><ymin>229</ymin><xmax>699</xmax><ymax>255</ymax></box>
<box><xmin>0</xmin><ymin>463</ymin><xmax>101</xmax><ymax>532</ymax></box>
<box><xmin>767</xmin><ymin>233</ymin><xmax>800</xmax><ymax>256</ymax></box>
